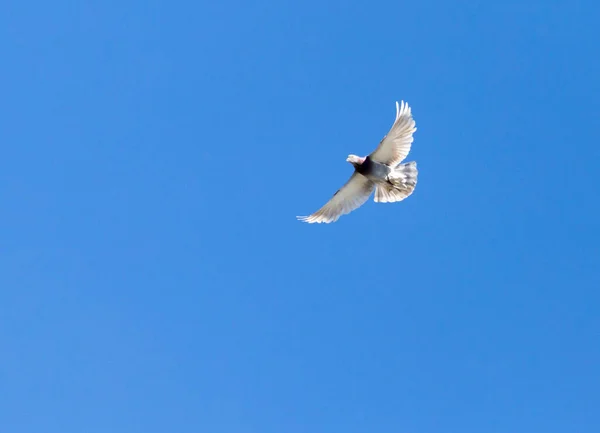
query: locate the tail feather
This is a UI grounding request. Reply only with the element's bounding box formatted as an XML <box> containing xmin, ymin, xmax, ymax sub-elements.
<box><xmin>374</xmin><ymin>161</ymin><xmax>418</xmax><ymax>203</ymax></box>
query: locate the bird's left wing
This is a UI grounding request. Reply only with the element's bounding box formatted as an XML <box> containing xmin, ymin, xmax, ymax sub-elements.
<box><xmin>369</xmin><ymin>100</ymin><xmax>416</xmax><ymax>167</ymax></box>
<box><xmin>297</xmin><ymin>173</ymin><xmax>374</xmax><ymax>223</ymax></box>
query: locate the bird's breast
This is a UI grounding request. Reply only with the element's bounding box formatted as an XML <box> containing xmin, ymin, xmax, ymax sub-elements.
<box><xmin>357</xmin><ymin>156</ymin><xmax>391</xmax><ymax>180</ymax></box>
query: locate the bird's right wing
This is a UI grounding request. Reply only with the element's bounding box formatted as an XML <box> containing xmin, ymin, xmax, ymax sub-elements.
<box><xmin>369</xmin><ymin>100</ymin><xmax>416</xmax><ymax>167</ymax></box>
<box><xmin>297</xmin><ymin>173</ymin><xmax>374</xmax><ymax>223</ymax></box>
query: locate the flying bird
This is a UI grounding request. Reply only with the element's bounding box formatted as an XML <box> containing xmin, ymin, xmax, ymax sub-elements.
<box><xmin>297</xmin><ymin>100</ymin><xmax>418</xmax><ymax>224</ymax></box>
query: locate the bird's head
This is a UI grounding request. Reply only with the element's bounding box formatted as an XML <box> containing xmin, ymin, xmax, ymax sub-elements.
<box><xmin>346</xmin><ymin>154</ymin><xmax>365</xmax><ymax>167</ymax></box>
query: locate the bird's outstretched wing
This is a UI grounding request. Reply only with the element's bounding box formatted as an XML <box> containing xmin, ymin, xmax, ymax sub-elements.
<box><xmin>369</xmin><ymin>100</ymin><xmax>416</xmax><ymax>167</ymax></box>
<box><xmin>297</xmin><ymin>173</ymin><xmax>375</xmax><ymax>223</ymax></box>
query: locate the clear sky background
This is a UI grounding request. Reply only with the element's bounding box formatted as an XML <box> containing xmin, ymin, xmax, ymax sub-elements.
<box><xmin>1</xmin><ymin>1</ymin><xmax>599</xmax><ymax>432</ymax></box>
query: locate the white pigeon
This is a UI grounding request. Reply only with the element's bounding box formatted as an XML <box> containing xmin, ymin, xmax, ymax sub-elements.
<box><xmin>298</xmin><ymin>100</ymin><xmax>418</xmax><ymax>223</ymax></box>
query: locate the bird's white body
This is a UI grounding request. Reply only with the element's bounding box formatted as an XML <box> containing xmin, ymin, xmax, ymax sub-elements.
<box><xmin>298</xmin><ymin>101</ymin><xmax>418</xmax><ymax>224</ymax></box>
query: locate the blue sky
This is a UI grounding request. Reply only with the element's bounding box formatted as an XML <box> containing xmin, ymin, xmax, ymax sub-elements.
<box><xmin>1</xmin><ymin>1</ymin><xmax>599</xmax><ymax>432</ymax></box>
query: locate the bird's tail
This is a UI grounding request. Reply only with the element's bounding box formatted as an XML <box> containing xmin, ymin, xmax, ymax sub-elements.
<box><xmin>374</xmin><ymin>161</ymin><xmax>418</xmax><ymax>203</ymax></box>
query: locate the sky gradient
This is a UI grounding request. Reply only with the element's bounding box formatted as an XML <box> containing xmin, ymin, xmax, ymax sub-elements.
<box><xmin>1</xmin><ymin>1</ymin><xmax>599</xmax><ymax>432</ymax></box>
